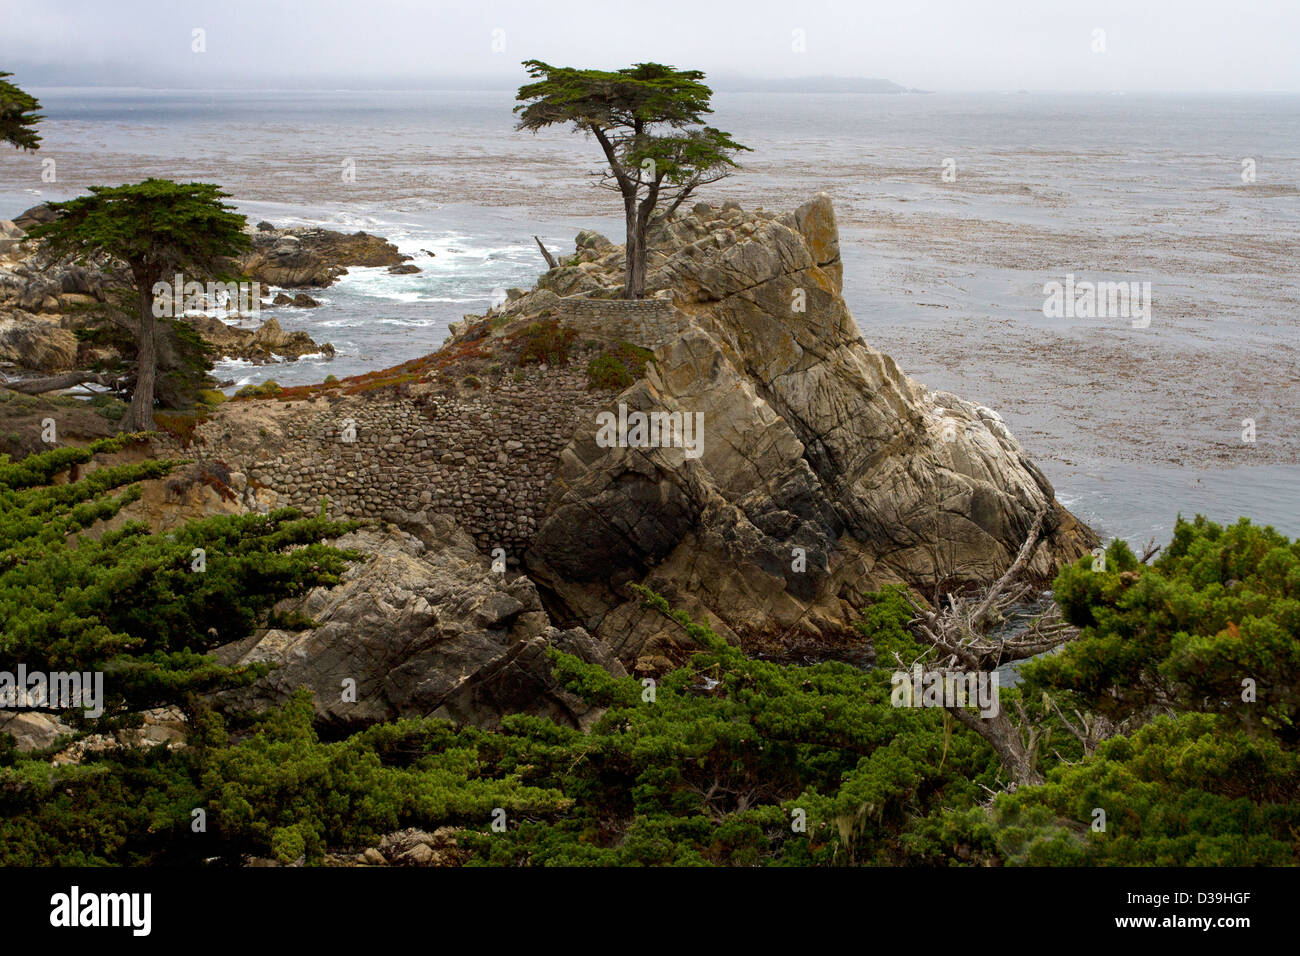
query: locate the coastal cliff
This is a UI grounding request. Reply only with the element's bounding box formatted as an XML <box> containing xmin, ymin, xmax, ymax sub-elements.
<box><xmin>144</xmin><ymin>194</ymin><xmax>1095</xmax><ymax>726</ymax></box>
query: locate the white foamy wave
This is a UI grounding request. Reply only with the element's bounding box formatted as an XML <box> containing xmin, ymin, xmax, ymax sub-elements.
<box><xmin>370</xmin><ymin>317</ymin><xmax>440</xmax><ymax>326</ymax></box>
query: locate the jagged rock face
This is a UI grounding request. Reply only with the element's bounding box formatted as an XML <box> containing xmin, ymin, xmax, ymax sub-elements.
<box><xmin>0</xmin><ymin>312</ymin><xmax>79</xmax><ymax>372</ymax></box>
<box><xmin>238</xmin><ymin>228</ymin><xmax>409</xmax><ymax>288</ymax></box>
<box><xmin>526</xmin><ymin>194</ymin><xmax>1095</xmax><ymax>665</ymax></box>
<box><xmin>214</xmin><ymin>516</ymin><xmax>627</xmax><ymax>731</ymax></box>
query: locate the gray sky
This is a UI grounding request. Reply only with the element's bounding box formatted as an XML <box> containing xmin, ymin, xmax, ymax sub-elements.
<box><xmin>2</xmin><ymin>0</ymin><xmax>1298</xmax><ymax>92</ymax></box>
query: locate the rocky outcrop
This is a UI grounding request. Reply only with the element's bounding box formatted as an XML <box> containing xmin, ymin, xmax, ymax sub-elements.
<box><xmin>238</xmin><ymin>227</ymin><xmax>409</xmax><ymax>288</ymax></box>
<box><xmin>11</xmin><ymin>203</ymin><xmax>55</xmax><ymax>233</ymax></box>
<box><xmin>143</xmin><ymin>194</ymin><xmax>1093</xmax><ymax>695</ymax></box>
<box><xmin>270</xmin><ymin>292</ymin><xmax>320</xmax><ymax>308</ymax></box>
<box><xmin>0</xmin><ymin>219</ymin><xmax>25</xmax><ymax>257</ymax></box>
<box><xmin>519</xmin><ymin>194</ymin><xmax>1095</xmax><ymax>664</ymax></box>
<box><xmin>185</xmin><ymin>314</ymin><xmax>334</xmax><ymax>364</ymax></box>
<box><xmin>0</xmin><ymin>311</ymin><xmax>79</xmax><ymax>372</ymax></box>
<box><xmin>213</xmin><ymin>515</ymin><xmax>626</xmax><ymax>731</ymax></box>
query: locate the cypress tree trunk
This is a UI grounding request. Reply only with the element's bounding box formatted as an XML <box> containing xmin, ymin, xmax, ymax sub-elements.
<box><xmin>623</xmin><ymin>198</ymin><xmax>642</xmax><ymax>299</ymax></box>
<box><xmin>629</xmin><ymin>213</ymin><xmax>650</xmax><ymax>300</ymax></box>
<box><xmin>123</xmin><ymin>283</ymin><xmax>158</xmax><ymax>431</ymax></box>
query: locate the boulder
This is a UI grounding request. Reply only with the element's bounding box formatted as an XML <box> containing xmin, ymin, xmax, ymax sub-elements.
<box><xmin>0</xmin><ymin>712</ymin><xmax>71</xmax><ymax>751</ymax></box>
<box><xmin>239</xmin><ymin>226</ymin><xmax>409</xmax><ymax>288</ymax></box>
<box><xmin>270</xmin><ymin>292</ymin><xmax>320</xmax><ymax>307</ymax></box>
<box><xmin>0</xmin><ymin>311</ymin><xmax>79</xmax><ymax>372</ymax></box>
<box><xmin>213</xmin><ymin>518</ymin><xmax>626</xmax><ymax>730</ymax></box>
<box><xmin>12</xmin><ymin>203</ymin><xmax>55</xmax><ymax>233</ymax></box>
<box><xmin>0</xmin><ymin>220</ymin><xmax>24</xmax><ymax>257</ymax></box>
<box><xmin>184</xmin><ymin>314</ymin><xmax>334</xmax><ymax>364</ymax></box>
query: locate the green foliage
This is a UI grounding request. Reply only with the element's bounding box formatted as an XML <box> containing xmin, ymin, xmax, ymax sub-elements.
<box><xmin>514</xmin><ymin>320</ymin><xmax>576</xmax><ymax>367</ymax></box>
<box><xmin>2</xmin><ymin>514</ymin><xmax>1294</xmax><ymax>866</ymax></box>
<box><xmin>1024</xmin><ymin>516</ymin><xmax>1300</xmax><ymax>742</ymax></box>
<box><xmin>585</xmin><ymin>342</ymin><xmax>654</xmax><ymax>390</ymax></box>
<box><xmin>0</xmin><ymin>71</ymin><xmax>41</xmax><ymax>151</ymax></box>
<box><xmin>27</xmin><ymin>180</ymin><xmax>250</xmax><ymax>287</ymax></box>
<box><xmin>923</xmin><ymin>713</ymin><xmax>1300</xmax><ymax>866</ymax></box>
<box><xmin>235</xmin><ymin>380</ymin><xmax>282</xmax><ymax>398</ymax></box>
<box><xmin>514</xmin><ymin>61</ymin><xmax>749</xmax><ymax>185</ymax></box>
<box><xmin>0</xmin><ymin>439</ymin><xmax>359</xmax><ymax>729</ymax></box>
<box><xmin>854</xmin><ymin>585</ymin><xmax>925</xmax><ymax>665</ymax></box>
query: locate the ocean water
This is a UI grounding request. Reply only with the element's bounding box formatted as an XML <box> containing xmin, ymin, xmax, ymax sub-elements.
<box><xmin>1</xmin><ymin>88</ymin><xmax>1297</xmax><ymax>546</ymax></box>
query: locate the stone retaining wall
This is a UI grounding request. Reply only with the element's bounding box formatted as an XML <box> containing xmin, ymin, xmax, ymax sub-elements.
<box><xmin>156</xmin><ymin>299</ymin><xmax>693</xmax><ymax>560</ymax></box>
<box><xmin>553</xmin><ymin>297</ymin><xmax>691</xmax><ymax>350</ymax></box>
<box><xmin>159</xmin><ymin>367</ymin><xmax>600</xmax><ymax>562</ymax></box>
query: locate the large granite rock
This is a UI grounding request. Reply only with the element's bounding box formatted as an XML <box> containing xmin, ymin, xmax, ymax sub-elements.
<box><xmin>238</xmin><ymin>227</ymin><xmax>409</xmax><ymax>288</ymax></box>
<box><xmin>185</xmin><ymin>314</ymin><xmax>334</xmax><ymax>364</ymax></box>
<box><xmin>214</xmin><ymin>515</ymin><xmax>626</xmax><ymax>730</ymax></box>
<box><xmin>11</xmin><ymin>203</ymin><xmax>56</xmax><ymax>233</ymax></box>
<box><xmin>0</xmin><ymin>311</ymin><xmax>79</xmax><ymax>372</ymax></box>
<box><xmin>523</xmin><ymin>194</ymin><xmax>1096</xmax><ymax>665</ymax></box>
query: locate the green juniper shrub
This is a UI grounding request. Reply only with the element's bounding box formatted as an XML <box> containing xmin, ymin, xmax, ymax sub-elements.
<box><xmin>0</xmin><ymin>510</ymin><xmax>1294</xmax><ymax>866</ymax></box>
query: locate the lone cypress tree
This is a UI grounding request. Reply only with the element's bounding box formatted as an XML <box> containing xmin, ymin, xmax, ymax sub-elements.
<box><xmin>515</xmin><ymin>61</ymin><xmax>749</xmax><ymax>299</ymax></box>
<box><xmin>0</xmin><ymin>71</ymin><xmax>41</xmax><ymax>150</ymax></box>
<box><xmin>27</xmin><ymin>180</ymin><xmax>251</xmax><ymax>430</ymax></box>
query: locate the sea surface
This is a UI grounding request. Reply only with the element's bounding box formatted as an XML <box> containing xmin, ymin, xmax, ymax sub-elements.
<box><xmin>2</xmin><ymin>88</ymin><xmax>1297</xmax><ymax>547</ymax></box>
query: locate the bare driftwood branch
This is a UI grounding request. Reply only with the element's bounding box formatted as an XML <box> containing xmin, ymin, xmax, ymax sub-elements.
<box><xmin>903</xmin><ymin>508</ymin><xmax>1075</xmax><ymax>673</ymax></box>
<box><xmin>4</xmin><ymin>371</ymin><xmax>114</xmax><ymax>395</ymax></box>
<box><xmin>971</xmin><ymin>508</ymin><xmax>1047</xmax><ymax>628</ymax></box>
<box><xmin>533</xmin><ymin>235</ymin><xmax>558</xmax><ymax>270</ymax></box>
<box><xmin>899</xmin><ymin>507</ymin><xmax>1078</xmax><ymax>787</ymax></box>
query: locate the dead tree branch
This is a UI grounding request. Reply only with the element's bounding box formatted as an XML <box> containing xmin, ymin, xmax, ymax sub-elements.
<box><xmin>4</xmin><ymin>371</ymin><xmax>114</xmax><ymax>395</ymax></box>
<box><xmin>899</xmin><ymin>507</ymin><xmax>1079</xmax><ymax>787</ymax></box>
<box><xmin>533</xmin><ymin>235</ymin><xmax>558</xmax><ymax>270</ymax></box>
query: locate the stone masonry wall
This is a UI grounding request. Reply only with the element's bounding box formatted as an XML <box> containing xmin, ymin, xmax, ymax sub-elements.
<box><xmin>158</xmin><ymin>366</ymin><xmax>601</xmax><ymax>563</ymax></box>
<box><xmin>553</xmin><ymin>297</ymin><xmax>691</xmax><ymax>351</ymax></box>
<box><xmin>156</xmin><ymin>299</ymin><xmax>698</xmax><ymax>561</ymax></box>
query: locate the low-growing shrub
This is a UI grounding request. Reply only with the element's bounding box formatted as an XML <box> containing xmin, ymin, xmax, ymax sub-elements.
<box><xmin>515</xmin><ymin>319</ymin><xmax>577</xmax><ymax>367</ymax></box>
<box><xmin>235</xmin><ymin>379</ymin><xmax>282</xmax><ymax>399</ymax></box>
<box><xmin>586</xmin><ymin>342</ymin><xmax>654</xmax><ymax>390</ymax></box>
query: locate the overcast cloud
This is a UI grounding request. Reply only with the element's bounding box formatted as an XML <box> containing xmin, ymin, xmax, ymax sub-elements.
<box><xmin>1</xmin><ymin>0</ymin><xmax>1297</xmax><ymax>92</ymax></box>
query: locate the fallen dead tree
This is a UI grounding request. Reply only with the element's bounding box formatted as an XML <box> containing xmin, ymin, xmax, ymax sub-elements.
<box><xmin>896</xmin><ymin>508</ymin><xmax>1084</xmax><ymax>787</ymax></box>
<box><xmin>3</xmin><ymin>371</ymin><xmax>116</xmax><ymax>395</ymax></box>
